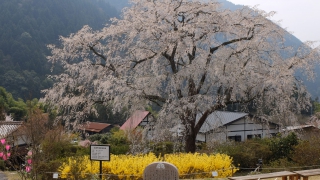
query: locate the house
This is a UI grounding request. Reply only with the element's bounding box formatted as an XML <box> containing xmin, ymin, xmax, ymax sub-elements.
<box><xmin>0</xmin><ymin>121</ymin><xmax>26</xmax><ymax>147</ymax></box>
<box><xmin>79</xmin><ymin>121</ymin><xmax>114</xmax><ymax>136</ymax></box>
<box><xmin>120</xmin><ymin>110</ymin><xmax>155</xmax><ymax>139</ymax></box>
<box><xmin>120</xmin><ymin>110</ymin><xmax>153</xmax><ymax>130</ymax></box>
<box><xmin>283</xmin><ymin>124</ymin><xmax>320</xmax><ymax>140</ymax></box>
<box><xmin>5</xmin><ymin>115</ymin><xmax>13</xmax><ymax>121</ymax></box>
<box><xmin>170</xmin><ymin>123</ymin><xmax>185</xmax><ymax>137</ymax></box>
<box><xmin>196</xmin><ymin>111</ymin><xmax>279</xmax><ymax>142</ymax></box>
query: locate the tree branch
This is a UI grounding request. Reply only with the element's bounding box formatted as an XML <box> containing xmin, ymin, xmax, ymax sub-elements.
<box><xmin>188</xmin><ymin>46</ymin><xmax>196</xmax><ymax>64</ymax></box>
<box><xmin>194</xmin><ymin>103</ymin><xmax>224</xmax><ymax>134</ymax></box>
<box><xmin>174</xmin><ymin>0</ymin><xmax>183</xmax><ymax>11</ymax></box>
<box><xmin>188</xmin><ymin>77</ymin><xmax>196</xmax><ymax>96</ymax></box>
<box><xmin>210</xmin><ymin>28</ymin><xmax>254</xmax><ymax>54</ymax></box>
<box><xmin>88</xmin><ymin>46</ymin><xmax>116</xmax><ymax>72</ymax></box>
<box><xmin>91</xmin><ymin>63</ymin><xmax>105</xmax><ymax>67</ymax></box>
<box><xmin>141</xmin><ymin>91</ymin><xmax>167</xmax><ymax>105</ymax></box>
<box><xmin>132</xmin><ymin>52</ymin><xmax>157</xmax><ymax>68</ymax></box>
<box><xmin>162</xmin><ymin>42</ymin><xmax>178</xmax><ymax>73</ymax></box>
<box><xmin>196</xmin><ymin>72</ymin><xmax>206</xmax><ymax>94</ymax></box>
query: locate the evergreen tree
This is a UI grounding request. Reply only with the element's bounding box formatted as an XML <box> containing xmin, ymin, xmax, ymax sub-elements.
<box><xmin>0</xmin><ymin>0</ymin><xmax>119</xmax><ymax>99</ymax></box>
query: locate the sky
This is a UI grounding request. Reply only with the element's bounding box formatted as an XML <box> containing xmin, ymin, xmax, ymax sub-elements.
<box><xmin>227</xmin><ymin>0</ymin><xmax>320</xmax><ymax>47</ymax></box>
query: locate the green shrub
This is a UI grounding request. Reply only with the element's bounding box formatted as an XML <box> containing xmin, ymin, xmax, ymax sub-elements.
<box><xmin>291</xmin><ymin>136</ymin><xmax>320</xmax><ymax>166</ymax></box>
<box><xmin>213</xmin><ymin>132</ymin><xmax>302</xmax><ymax>171</ymax></box>
<box><xmin>149</xmin><ymin>141</ymin><xmax>184</xmax><ymax>156</ymax></box>
<box><xmin>268</xmin><ymin>132</ymin><xmax>299</xmax><ymax>161</ymax></box>
<box><xmin>0</xmin><ymin>160</ymin><xmax>5</xmax><ymax>171</ymax></box>
<box><xmin>111</xmin><ymin>144</ymin><xmax>130</xmax><ymax>155</ymax></box>
<box><xmin>35</xmin><ymin>159</ymin><xmax>63</xmax><ymax>180</ymax></box>
<box><xmin>214</xmin><ymin>139</ymin><xmax>271</xmax><ymax>168</ymax></box>
<box><xmin>263</xmin><ymin>158</ymin><xmax>299</xmax><ymax>173</ymax></box>
<box><xmin>88</xmin><ymin>133</ymin><xmax>103</xmax><ymax>142</ymax></box>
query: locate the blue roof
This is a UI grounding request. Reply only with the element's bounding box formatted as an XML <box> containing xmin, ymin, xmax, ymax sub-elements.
<box><xmin>197</xmin><ymin>111</ymin><xmax>248</xmax><ymax>133</ymax></box>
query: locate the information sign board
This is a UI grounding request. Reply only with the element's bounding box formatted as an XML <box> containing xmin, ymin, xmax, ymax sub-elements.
<box><xmin>90</xmin><ymin>145</ymin><xmax>110</xmax><ymax>161</ymax></box>
<box><xmin>53</xmin><ymin>173</ymin><xmax>58</xmax><ymax>179</ymax></box>
<box><xmin>212</xmin><ymin>171</ymin><xmax>218</xmax><ymax>177</ymax></box>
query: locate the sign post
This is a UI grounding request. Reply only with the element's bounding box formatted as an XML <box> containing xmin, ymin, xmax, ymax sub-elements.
<box><xmin>90</xmin><ymin>145</ymin><xmax>110</xmax><ymax>179</ymax></box>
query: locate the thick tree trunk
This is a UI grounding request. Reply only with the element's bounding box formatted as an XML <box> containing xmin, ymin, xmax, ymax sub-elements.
<box><xmin>182</xmin><ymin>107</ymin><xmax>219</xmax><ymax>153</ymax></box>
<box><xmin>184</xmin><ymin>126</ymin><xmax>197</xmax><ymax>153</ymax></box>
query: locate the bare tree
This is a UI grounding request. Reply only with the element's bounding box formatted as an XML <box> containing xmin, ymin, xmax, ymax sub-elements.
<box><xmin>42</xmin><ymin>0</ymin><xmax>320</xmax><ymax>152</ymax></box>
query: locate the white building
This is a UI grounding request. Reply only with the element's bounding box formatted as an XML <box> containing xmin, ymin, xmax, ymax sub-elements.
<box><xmin>0</xmin><ymin>121</ymin><xmax>26</xmax><ymax>146</ymax></box>
<box><xmin>196</xmin><ymin>111</ymin><xmax>279</xmax><ymax>142</ymax></box>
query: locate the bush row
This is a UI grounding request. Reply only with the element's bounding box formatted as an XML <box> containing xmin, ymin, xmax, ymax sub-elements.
<box><xmin>59</xmin><ymin>152</ymin><xmax>238</xmax><ymax>180</ymax></box>
<box><xmin>211</xmin><ymin>132</ymin><xmax>320</xmax><ymax>172</ymax></box>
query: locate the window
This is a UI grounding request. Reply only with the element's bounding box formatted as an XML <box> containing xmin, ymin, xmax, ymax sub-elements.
<box><xmin>270</xmin><ymin>133</ymin><xmax>277</xmax><ymax>137</ymax></box>
<box><xmin>228</xmin><ymin>135</ymin><xmax>241</xmax><ymax>142</ymax></box>
<box><xmin>247</xmin><ymin>134</ymin><xmax>261</xmax><ymax>140</ymax></box>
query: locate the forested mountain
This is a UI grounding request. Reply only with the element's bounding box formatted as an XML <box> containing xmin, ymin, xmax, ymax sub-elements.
<box><xmin>104</xmin><ymin>0</ymin><xmax>129</xmax><ymax>12</ymax></box>
<box><xmin>0</xmin><ymin>0</ymin><xmax>118</xmax><ymax>99</ymax></box>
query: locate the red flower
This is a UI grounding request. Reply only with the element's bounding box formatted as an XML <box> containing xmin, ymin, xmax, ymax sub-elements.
<box><xmin>0</xmin><ymin>139</ymin><xmax>5</xmax><ymax>145</ymax></box>
<box><xmin>5</xmin><ymin>145</ymin><xmax>10</xmax><ymax>151</ymax></box>
<box><xmin>26</xmin><ymin>166</ymin><xmax>31</xmax><ymax>172</ymax></box>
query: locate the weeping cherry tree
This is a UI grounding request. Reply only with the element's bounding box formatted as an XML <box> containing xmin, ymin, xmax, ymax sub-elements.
<box><xmin>42</xmin><ymin>0</ymin><xmax>320</xmax><ymax>152</ymax></box>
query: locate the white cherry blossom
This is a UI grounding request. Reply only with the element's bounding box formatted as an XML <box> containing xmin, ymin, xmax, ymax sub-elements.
<box><xmin>42</xmin><ymin>0</ymin><xmax>320</xmax><ymax>152</ymax></box>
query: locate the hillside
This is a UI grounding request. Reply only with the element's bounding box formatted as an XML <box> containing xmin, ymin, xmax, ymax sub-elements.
<box><xmin>104</xmin><ymin>0</ymin><xmax>129</xmax><ymax>12</ymax></box>
<box><xmin>0</xmin><ymin>0</ymin><xmax>118</xmax><ymax>99</ymax></box>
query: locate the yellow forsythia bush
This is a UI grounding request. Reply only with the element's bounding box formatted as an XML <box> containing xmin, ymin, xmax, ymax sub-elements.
<box><xmin>164</xmin><ymin>153</ymin><xmax>237</xmax><ymax>179</ymax></box>
<box><xmin>59</xmin><ymin>153</ymin><xmax>160</xmax><ymax>179</ymax></box>
<box><xmin>59</xmin><ymin>153</ymin><xmax>238</xmax><ymax>180</ymax></box>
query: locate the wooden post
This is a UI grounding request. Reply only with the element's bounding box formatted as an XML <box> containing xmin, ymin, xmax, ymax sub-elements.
<box><xmin>90</xmin><ymin>145</ymin><xmax>110</xmax><ymax>180</ymax></box>
<box><xmin>288</xmin><ymin>175</ymin><xmax>295</xmax><ymax>180</ymax></box>
<box><xmin>231</xmin><ymin>167</ymin><xmax>233</xmax><ymax>177</ymax></box>
<box><xmin>100</xmin><ymin>160</ymin><xmax>102</xmax><ymax>180</ymax></box>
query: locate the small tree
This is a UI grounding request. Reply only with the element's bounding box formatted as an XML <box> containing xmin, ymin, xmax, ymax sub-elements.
<box><xmin>108</xmin><ymin>128</ymin><xmax>130</xmax><ymax>154</ymax></box>
<box><xmin>20</xmin><ymin>104</ymin><xmax>49</xmax><ymax>179</ymax></box>
<box><xmin>214</xmin><ymin>139</ymin><xmax>272</xmax><ymax>169</ymax></box>
<box><xmin>20</xmin><ymin>105</ymin><xmax>89</xmax><ymax>179</ymax></box>
<box><xmin>89</xmin><ymin>128</ymin><xmax>130</xmax><ymax>154</ymax></box>
<box><xmin>43</xmin><ymin>0</ymin><xmax>320</xmax><ymax>152</ymax></box>
<box><xmin>268</xmin><ymin>132</ymin><xmax>299</xmax><ymax>161</ymax></box>
<box><xmin>291</xmin><ymin>135</ymin><xmax>320</xmax><ymax>166</ymax></box>
<box><xmin>0</xmin><ymin>86</ymin><xmax>27</xmax><ymax>121</ymax></box>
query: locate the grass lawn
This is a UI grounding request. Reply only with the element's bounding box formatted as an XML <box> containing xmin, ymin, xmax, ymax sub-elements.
<box><xmin>179</xmin><ymin>174</ymin><xmax>230</xmax><ymax>180</ymax></box>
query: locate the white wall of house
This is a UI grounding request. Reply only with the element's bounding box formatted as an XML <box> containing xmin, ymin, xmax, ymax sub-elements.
<box><xmin>6</xmin><ymin>133</ymin><xmax>28</xmax><ymax>147</ymax></box>
<box><xmin>196</xmin><ymin>118</ymin><xmax>279</xmax><ymax>142</ymax></box>
<box><xmin>197</xmin><ymin>131</ymin><xmax>226</xmax><ymax>142</ymax></box>
<box><xmin>5</xmin><ymin>115</ymin><xmax>13</xmax><ymax>121</ymax></box>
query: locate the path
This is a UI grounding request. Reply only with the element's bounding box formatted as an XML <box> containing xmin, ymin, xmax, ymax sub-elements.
<box><xmin>0</xmin><ymin>171</ymin><xmax>8</xmax><ymax>180</ymax></box>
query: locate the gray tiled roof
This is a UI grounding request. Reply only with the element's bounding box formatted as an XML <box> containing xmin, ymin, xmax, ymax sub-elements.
<box><xmin>197</xmin><ymin>111</ymin><xmax>248</xmax><ymax>133</ymax></box>
<box><xmin>0</xmin><ymin>121</ymin><xmax>23</xmax><ymax>139</ymax></box>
